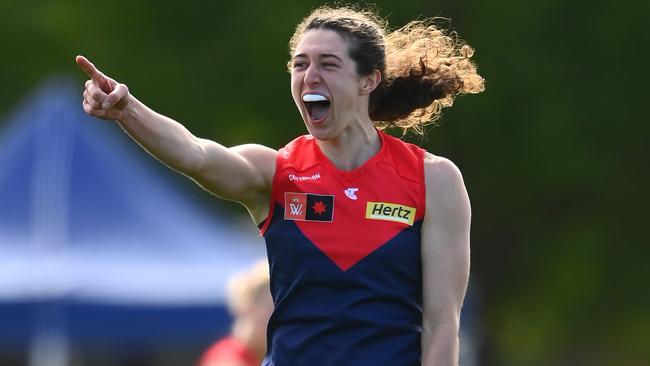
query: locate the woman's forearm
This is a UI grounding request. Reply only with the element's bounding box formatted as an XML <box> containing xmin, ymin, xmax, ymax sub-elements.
<box><xmin>421</xmin><ymin>322</ymin><xmax>460</xmax><ymax>366</ymax></box>
<box><xmin>116</xmin><ymin>96</ymin><xmax>205</xmax><ymax>175</ymax></box>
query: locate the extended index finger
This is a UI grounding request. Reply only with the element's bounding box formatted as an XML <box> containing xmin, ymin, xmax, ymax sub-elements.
<box><xmin>76</xmin><ymin>55</ymin><xmax>113</xmax><ymax>93</ymax></box>
<box><xmin>75</xmin><ymin>55</ymin><xmax>102</xmax><ymax>80</ymax></box>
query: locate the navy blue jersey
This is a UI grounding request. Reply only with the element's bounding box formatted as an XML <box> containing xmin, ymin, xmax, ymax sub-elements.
<box><xmin>260</xmin><ymin>131</ymin><xmax>426</xmax><ymax>365</ymax></box>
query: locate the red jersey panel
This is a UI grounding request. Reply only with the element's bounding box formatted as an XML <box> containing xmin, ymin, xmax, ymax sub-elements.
<box><xmin>261</xmin><ymin>131</ymin><xmax>425</xmax><ymax>271</ymax></box>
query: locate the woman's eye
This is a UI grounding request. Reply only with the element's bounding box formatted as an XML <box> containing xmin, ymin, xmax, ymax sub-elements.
<box><xmin>293</xmin><ymin>62</ymin><xmax>307</xmax><ymax>69</ymax></box>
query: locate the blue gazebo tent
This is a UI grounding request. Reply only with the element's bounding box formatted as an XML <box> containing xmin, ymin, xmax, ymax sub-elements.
<box><xmin>0</xmin><ymin>78</ymin><xmax>266</xmax><ymax>365</ymax></box>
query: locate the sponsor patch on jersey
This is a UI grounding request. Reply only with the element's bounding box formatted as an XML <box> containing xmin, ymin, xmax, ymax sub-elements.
<box><xmin>288</xmin><ymin>173</ymin><xmax>321</xmax><ymax>182</ymax></box>
<box><xmin>284</xmin><ymin>192</ymin><xmax>334</xmax><ymax>222</ymax></box>
<box><xmin>365</xmin><ymin>201</ymin><xmax>416</xmax><ymax>226</ymax></box>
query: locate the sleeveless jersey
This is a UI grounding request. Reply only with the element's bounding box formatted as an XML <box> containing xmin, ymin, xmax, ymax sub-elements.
<box><xmin>260</xmin><ymin>130</ymin><xmax>426</xmax><ymax>366</ymax></box>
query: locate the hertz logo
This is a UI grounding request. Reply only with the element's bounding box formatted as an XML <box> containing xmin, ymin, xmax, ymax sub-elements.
<box><xmin>365</xmin><ymin>202</ymin><xmax>416</xmax><ymax>226</ymax></box>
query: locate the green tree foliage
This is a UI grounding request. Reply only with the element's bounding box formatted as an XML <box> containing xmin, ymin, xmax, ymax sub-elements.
<box><xmin>1</xmin><ymin>0</ymin><xmax>648</xmax><ymax>364</ymax></box>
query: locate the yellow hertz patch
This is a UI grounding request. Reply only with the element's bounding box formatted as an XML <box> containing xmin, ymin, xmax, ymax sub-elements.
<box><xmin>365</xmin><ymin>202</ymin><xmax>416</xmax><ymax>226</ymax></box>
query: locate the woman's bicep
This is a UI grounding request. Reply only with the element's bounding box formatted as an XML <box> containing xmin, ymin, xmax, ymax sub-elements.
<box><xmin>421</xmin><ymin>155</ymin><xmax>471</xmax><ymax>329</ymax></box>
<box><xmin>420</xmin><ymin>156</ymin><xmax>471</xmax><ymax>365</ymax></box>
<box><xmin>191</xmin><ymin>140</ymin><xmax>277</xmax><ymax>208</ymax></box>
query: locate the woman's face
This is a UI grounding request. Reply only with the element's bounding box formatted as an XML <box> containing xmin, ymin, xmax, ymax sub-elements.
<box><xmin>290</xmin><ymin>29</ymin><xmax>367</xmax><ymax>140</ymax></box>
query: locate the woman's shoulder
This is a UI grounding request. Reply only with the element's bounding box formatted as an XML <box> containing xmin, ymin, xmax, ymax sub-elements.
<box><xmin>423</xmin><ymin>151</ymin><xmax>459</xmax><ymax>172</ymax></box>
<box><xmin>422</xmin><ymin>152</ymin><xmax>469</xmax><ymax>218</ymax></box>
<box><xmin>282</xmin><ymin>134</ymin><xmax>314</xmax><ymax>150</ymax></box>
<box><xmin>276</xmin><ymin>134</ymin><xmax>323</xmax><ymax>173</ymax></box>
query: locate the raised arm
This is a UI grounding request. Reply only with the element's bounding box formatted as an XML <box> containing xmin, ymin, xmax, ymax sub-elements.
<box><xmin>76</xmin><ymin>56</ymin><xmax>276</xmax><ymax>223</ymax></box>
<box><xmin>420</xmin><ymin>154</ymin><xmax>471</xmax><ymax>366</ymax></box>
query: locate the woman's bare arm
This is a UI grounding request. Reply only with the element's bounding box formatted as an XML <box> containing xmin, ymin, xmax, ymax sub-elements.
<box><xmin>76</xmin><ymin>56</ymin><xmax>276</xmax><ymax>222</ymax></box>
<box><xmin>420</xmin><ymin>153</ymin><xmax>471</xmax><ymax>366</ymax></box>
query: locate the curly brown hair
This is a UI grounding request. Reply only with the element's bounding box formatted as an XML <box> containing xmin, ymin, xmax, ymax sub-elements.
<box><xmin>289</xmin><ymin>6</ymin><xmax>485</xmax><ymax>134</ymax></box>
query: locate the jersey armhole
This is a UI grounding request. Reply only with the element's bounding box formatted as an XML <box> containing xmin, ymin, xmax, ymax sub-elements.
<box><xmin>419</xmin><ymin>149</ymin><xmax>427</xmax><ymax>219</ymax></box>
<box><xmin>259</xmin><ymin>151</ymin><xmax>283</xmax><ymax>236</ymax></box>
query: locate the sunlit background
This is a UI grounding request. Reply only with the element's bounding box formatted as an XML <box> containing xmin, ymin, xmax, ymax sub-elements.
<box><xmin>1</xmin><ymin>0</ymin><xmax>648</xmax><ymax>365</ymax></box>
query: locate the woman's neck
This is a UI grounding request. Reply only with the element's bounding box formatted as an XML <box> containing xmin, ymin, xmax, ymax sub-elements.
<box><xmin>316</xmin><ymin>121</ymin><xmax>381</xmax><ymax>171</ymax></box>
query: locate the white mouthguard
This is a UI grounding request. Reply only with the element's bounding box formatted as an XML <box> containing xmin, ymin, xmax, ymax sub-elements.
<box><xmin>302</xmin><ymin>94</ymin><xmax>328</xmax><ymax>102</ymax></box>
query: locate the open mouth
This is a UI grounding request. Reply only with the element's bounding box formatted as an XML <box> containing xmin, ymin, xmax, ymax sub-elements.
<box><xmin>302</xmin><ymin>93</ymin><xmax>331</xmax><ymax>123</ymax></box>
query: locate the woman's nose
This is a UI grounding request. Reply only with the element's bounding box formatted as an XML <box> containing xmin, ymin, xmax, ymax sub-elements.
<box><xmin>304</xmin><ymin>64</ymin><xmax>321</xmax><ymax>85</ymax></box>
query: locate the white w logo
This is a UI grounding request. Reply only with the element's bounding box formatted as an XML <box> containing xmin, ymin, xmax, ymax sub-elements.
<box><xmin>289</xmin><ymin>203</ymin><xmax>303</xmax><ymax>215</ymax></box>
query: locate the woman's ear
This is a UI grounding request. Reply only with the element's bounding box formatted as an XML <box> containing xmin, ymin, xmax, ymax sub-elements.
<box><xmin>359</xmin><ymin>70</ymin><xmax>381</xmax><ymax>95</ymax></box>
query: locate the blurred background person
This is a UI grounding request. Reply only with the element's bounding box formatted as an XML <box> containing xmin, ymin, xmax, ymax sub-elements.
<box><xmin>198</xmin><ymin>259</ymin><xmax>273</xmax><ymax>366</ymax></box>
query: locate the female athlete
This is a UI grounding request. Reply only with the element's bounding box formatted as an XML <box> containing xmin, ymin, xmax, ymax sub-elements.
<box><xmin>77</xmin><ymin>5</ymin><xmax>484</xmax><ymax>365</ymax></box>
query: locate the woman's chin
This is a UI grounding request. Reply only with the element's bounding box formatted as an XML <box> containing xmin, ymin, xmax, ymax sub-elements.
<box><xmin>305</xmin><ymin>124</ymin><xmax>334</xmax><ymax>141</ymax></box>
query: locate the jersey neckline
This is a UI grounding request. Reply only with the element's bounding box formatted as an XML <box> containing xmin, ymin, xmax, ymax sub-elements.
<box><xmin>311</xmin><ymin>130</ymin><xmax>387</xmax><ymax>182</ymax></box>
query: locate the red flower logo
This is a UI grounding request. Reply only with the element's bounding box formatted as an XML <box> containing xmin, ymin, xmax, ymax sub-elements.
<box><xmin>312</xmin><ymin>201</ymin><xmax>327</xmax><ymax>215</ymax></box>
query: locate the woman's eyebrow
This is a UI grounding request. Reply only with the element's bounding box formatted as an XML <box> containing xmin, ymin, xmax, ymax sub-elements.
<box><xmin>292</xmin><ymin>53</ymin><xmax>343</xmax><ymax>62</ymax></box>
<box><xmin>320</xmin><ymin>54</ymin><xmax>343</xmax><ymax>62</ymax></box>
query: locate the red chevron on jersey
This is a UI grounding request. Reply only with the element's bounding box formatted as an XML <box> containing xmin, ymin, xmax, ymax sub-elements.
<box><xmin>262</xmin><ymin>131</ymin><xmax>426</xmax><ymax>271</ymax></box>
<box><xmin>291</xmin><ymin>199</ymin><xmax>417</xmax><ymax>270</ymax></box>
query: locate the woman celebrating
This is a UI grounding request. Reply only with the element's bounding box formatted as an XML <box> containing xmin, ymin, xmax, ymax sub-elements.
<box><xmin>77</xmin><ymin>5</ymin><xmax>484</xmax><ymax>366</ymax></box>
